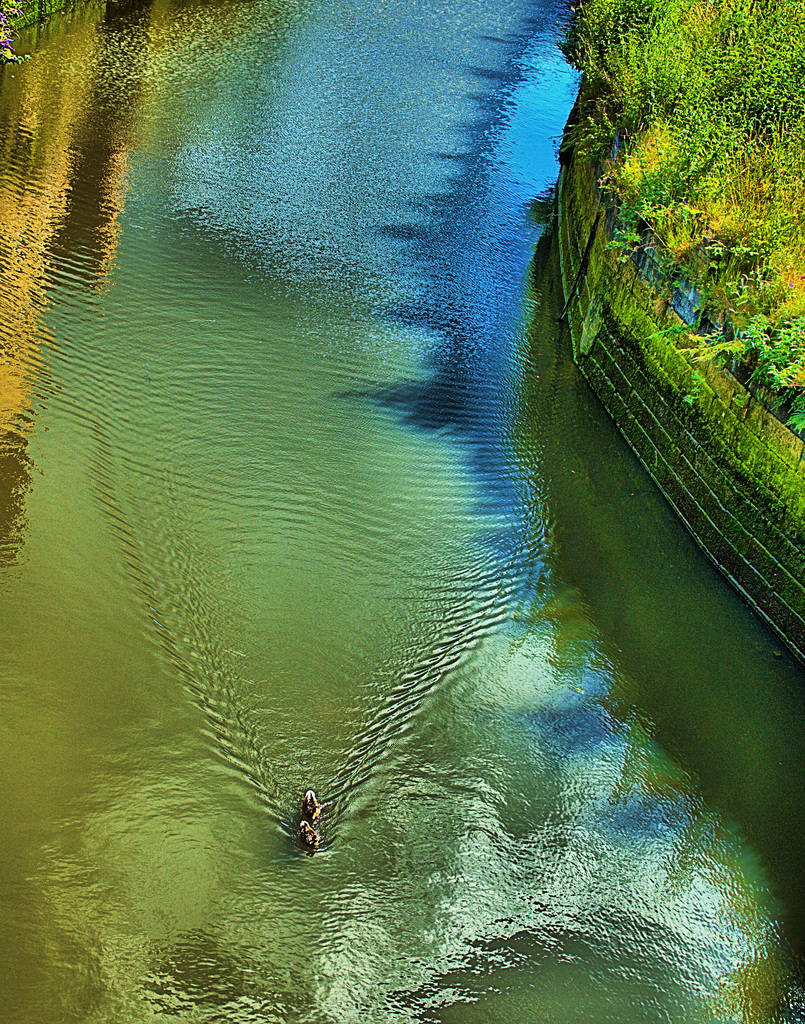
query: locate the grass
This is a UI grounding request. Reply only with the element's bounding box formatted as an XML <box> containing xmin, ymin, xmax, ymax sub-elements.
<box><xmin>562</xmin><ymin>0</ymin><xmax>805</xmax><ymax>427</ymax></box>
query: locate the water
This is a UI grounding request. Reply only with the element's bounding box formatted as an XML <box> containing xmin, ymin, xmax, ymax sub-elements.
<box><xmin>2</xmin><ymin>0</ymin><xmax>805</xmax><ymax>1020</ymax></box>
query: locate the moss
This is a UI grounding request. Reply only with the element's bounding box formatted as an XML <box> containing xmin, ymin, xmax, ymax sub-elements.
<box><xmin>557</xmin><ymin>142</ymin><xmax>805</xmax><ymax>662</ymax></box>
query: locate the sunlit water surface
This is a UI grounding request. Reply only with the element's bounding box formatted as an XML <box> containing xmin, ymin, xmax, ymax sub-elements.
<box><xmin>2</xmin><ymin>0</ymin><xmax>805</xmax><ymax>1021</ymax></box>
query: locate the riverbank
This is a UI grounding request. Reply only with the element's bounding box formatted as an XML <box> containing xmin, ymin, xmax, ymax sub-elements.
<box><xmin>560</xmin><ymin>0</ymin><xmax>805</xmax><ymax>427</ymax></box>
<box><xmin>556</xmin><ymin>134</ymin><xmax>805</xmax><ymax>664</ymax></box>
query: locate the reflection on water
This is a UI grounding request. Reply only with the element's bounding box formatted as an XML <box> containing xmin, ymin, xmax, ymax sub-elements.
<box><xmin>1</xmin><ymin>0</ymin><xmax>805</xmax><ymax>1021</ymax></box>
<box><xmin>0</xmin><ymin>0</ymin><xmax>134</xmax><ymax>565</ymax></box>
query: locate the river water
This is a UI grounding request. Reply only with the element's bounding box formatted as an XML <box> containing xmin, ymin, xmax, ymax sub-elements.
<box><xmin>2</xmin><ymin>0</ymin><xmax>805</xmax><ymax>1021</ymax></box>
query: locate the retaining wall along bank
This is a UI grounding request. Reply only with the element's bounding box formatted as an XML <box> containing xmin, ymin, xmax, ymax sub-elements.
<box><xmin>557</xmin><ymin>146</ymin><xmax>805</xmax><ymax>663</ymax></box>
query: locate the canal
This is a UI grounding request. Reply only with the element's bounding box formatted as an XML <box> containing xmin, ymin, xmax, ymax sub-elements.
<box><xmin>1</xmin><ymin>0</ymin><xmax>805</xmax><ymax>1020</ymax></box>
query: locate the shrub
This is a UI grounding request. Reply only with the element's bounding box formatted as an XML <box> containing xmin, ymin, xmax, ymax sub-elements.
<box><xmin>0</xmin><ymin>1</ymin><xmax>23</xmax><ymax>63</ymax></box>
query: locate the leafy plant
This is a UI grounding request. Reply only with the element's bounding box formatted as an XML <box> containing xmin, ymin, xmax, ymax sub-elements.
<box><xmin>695</xmin><ymin>315</ymin><xmax>805</xmax><ymax>429</ymax></box>
<box><xmin>564</xmin><ymin>0</ymin><xmax>805</xmax><ymax>420</ymax></box>
<box><xmin>0</xmin><ymin>1</ymin><xmax>23</xmax><ymax>63</ymax></box>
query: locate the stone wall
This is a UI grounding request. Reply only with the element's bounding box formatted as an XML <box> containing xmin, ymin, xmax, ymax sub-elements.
<box><xmin>557</xmin><ymin>147</ymin><xmax>805</xmax><ymax>662</ymax></box>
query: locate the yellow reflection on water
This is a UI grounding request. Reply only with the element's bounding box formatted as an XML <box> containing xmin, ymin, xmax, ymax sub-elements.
<box><xmin>0</xmin><ymin>16</ymin><xmax>94</xmax><ymax>563</ymax></box>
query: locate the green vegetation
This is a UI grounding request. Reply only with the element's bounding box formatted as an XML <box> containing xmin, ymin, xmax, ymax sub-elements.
<box><xmin>1</xmin><ymin>1</ymin><xmax>23</xmax><ymax>62</ymax></box>
<box><xmin>562</xmin><ymin>0</ymin><xmax>805</xmax><ymax>426</ymax></box>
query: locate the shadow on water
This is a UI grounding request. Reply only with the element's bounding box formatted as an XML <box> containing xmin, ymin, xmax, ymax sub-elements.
<box><xmin>356</xmin><ymin>90</ymin><xmax>554</xmax><ymax>537</ymax></box>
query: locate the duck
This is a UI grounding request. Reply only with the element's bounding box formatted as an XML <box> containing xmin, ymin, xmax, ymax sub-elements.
<box><xmin>301</xmin><ymin>789</ymin><xmax>321</xmax><ymax>822</ymax></box>
<box><xmin>298</xmin><ymin>820</ymin><xmax>320</xmax><ymax>849</ymax></box>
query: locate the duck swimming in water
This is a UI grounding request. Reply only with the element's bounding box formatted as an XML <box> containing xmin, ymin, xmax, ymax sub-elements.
<box><xmin>298</xmin><ymin>820</ymin><xmax>319</xmax><ymax>849</ymax></box>
<box><xmin>301</xmin><ymin>789</ymin><xmax>321</xmax><ymax>822</ymax></box>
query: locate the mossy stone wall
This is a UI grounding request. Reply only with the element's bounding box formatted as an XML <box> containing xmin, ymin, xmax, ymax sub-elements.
<box><xmin>558</xmin><ymin>148</ymin><xmax>805</xmax><ymax>662</ymax></box>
